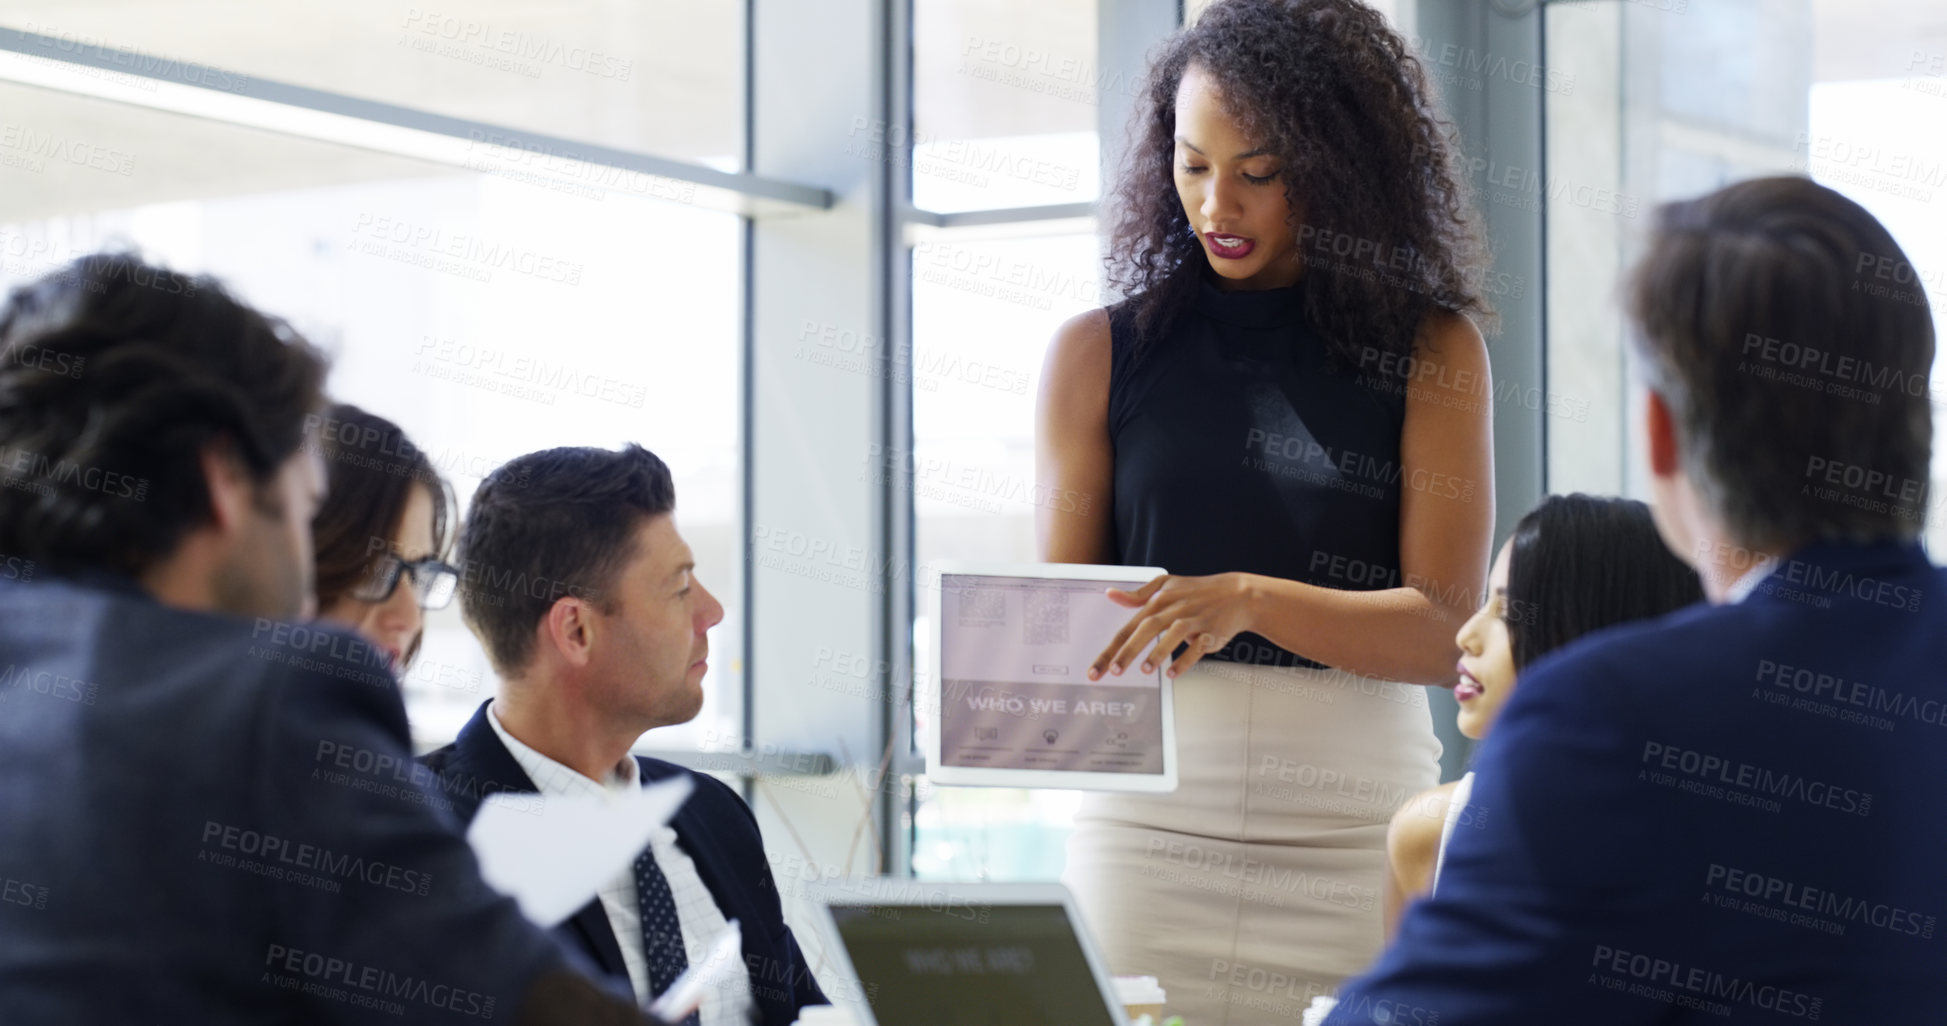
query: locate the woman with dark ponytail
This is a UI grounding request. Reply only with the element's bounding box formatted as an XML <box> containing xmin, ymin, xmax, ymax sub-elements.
<box><xmin>1383</xmin><ymin>494</ymin><xmax>1703</xmax><ymax>938</ymax></box>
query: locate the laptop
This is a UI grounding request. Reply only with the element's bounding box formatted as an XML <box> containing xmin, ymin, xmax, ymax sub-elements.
<box><xmin>808</xmin><ymin>881</ymin><xmax>1131</xmax><ymax>1026</ymax></box>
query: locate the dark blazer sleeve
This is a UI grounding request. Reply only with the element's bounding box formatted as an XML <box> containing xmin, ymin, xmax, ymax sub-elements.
<box><xmin>1324</xmin><ymin>647</ymin><xmax>1680</xmax><ymax>1026</ymax></box>
<box><xmin>253</xmin><ymin>658</ymin><xmax>572</xmax><ymax>1024</ymax></box>
<box><xmin>664</xmin><ymin>767</ymin><xmax>828</xmax><ymax>1024</ymax></box>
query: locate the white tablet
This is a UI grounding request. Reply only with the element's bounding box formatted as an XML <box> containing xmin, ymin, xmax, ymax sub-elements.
<box><xmin>922</xmin><ymin>561</ymin><xmax>1177</xmax><ymax>792</ymax></box>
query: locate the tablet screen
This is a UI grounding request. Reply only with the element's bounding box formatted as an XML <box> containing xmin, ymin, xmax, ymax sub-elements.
<box><xmin>937</xmin><ymin>573</ymin><xmax>1164</xmax><ymax>775</ymax></box>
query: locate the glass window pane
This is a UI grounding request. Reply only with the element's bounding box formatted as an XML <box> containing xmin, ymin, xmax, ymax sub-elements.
<box><xmin>0</xmin><ymin>82</ymin><xmax>744</xmax><ymax>749</ymax></box>
<box><xmin>908</xmin><ymin>228</ymin><xmax>1102</xmax><ymax>880</ymax></box>
<box><xmin>1806</xmin><ymin>2</ymin><xmax>1947</xmax><ymax>553</ymax></box>
<box><xmin>2</xmin><ymin>1</ymin><xmax>741</xmax><ymax>167</ymax></box>
<box><xmin>1545</xmin><ymin>0</ymin><xmax>1947</xmax><ymax>550</ymax></box>
<box><xmin>911</xmin><ymin>0</ymin><xmax>1101</xmax><ymax>211</ymax></box>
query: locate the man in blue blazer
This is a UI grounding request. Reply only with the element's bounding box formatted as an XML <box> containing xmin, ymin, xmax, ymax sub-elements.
<box><xmin>0</xmin><ymin>255</ymin><xmax>665</xmax><ymax>1025</ymax></box>
<box><xmin>421</xmin><ymin>443</ymin><xmax>825</xmax><ymax>1026</ymax></box>
<box><xmin>1328</xmin><ymin>179</ymin><xmax>1946</xmax><ymax>1023</ymax></box>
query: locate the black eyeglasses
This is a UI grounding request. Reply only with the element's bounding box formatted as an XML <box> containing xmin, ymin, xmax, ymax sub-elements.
<box><xmin>350</xmin><ymin>553</ymin><xmax>460</xmax><ymax>610</ymax></box>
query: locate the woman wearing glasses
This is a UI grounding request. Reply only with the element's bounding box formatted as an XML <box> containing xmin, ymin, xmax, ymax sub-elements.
<box><xmin>311</xmin><ymin>404</ymin><xmax>459</xmax><ymax>672</ymax></box>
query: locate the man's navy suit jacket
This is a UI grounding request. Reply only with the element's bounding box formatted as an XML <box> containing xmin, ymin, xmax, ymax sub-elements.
<box><xmin>421</xmin><ymin>700</ymin><xmax>826</xmax><ymax>1026</ymax></box>
<box><xmin>1327</xmin><ymin>539</ymin><xmax>1947</xmax><ymax>1024</ymax></box>
<box><xmin>0</xmin><ymin>576</ymin><xmax>570</xmax><ymax>1024</ymax></box>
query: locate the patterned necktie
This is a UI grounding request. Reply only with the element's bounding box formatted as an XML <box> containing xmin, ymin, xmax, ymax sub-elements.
<box><xmin>635</xmin><ymin>846</ymin><xmax>699</xmax><ymax>1026</ymax></box>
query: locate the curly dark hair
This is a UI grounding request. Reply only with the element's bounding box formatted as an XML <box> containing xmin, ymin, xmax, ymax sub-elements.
<box><xmin>0</xmin><ymin>252</ymin><xmax>327</xmax><ymax>578</ymax></box>
<box><xmin>1109</xmin><ymin>0</ymin><xmax>1492</xmax><ymax>367</ymax></box>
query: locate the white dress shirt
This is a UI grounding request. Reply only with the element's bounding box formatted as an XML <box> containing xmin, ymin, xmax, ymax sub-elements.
<box><xmin>1429</xmin><ymin>770</ymin><xmax>1476</xmax><ymax>896</ymax></box>
<box><xmin>487</xmin><ymin>703</ymin><xmax>754</xmax><ymax>1025</ymax></box>
<box><xmin>1725</xmin><ymin>555</ymin><xmax>1780</xmax><ymax>604</ymax></box>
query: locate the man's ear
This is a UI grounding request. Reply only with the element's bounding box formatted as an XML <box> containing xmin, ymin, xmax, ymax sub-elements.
<box><xmin>198</xmin><ymin>440</ymin><xmax>252</xmax><ymax>535</ymax></box>
<box><xmin>1645</xmin><ymin>388</ymin><xmax>1681</xmax><ymax>478</ymax></box>
<box><xmin>540</xmin><ymin>597</ymin><xmax>597</xmax><ymax>669</ymax></box>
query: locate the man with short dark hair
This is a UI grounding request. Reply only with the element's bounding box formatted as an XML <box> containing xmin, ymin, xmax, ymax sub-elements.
<box><xmin>1326</xmin><ymin>178</ymin><xmax>1946</xmax><ymax>1023</ymax></box>
<box><xmin>0</xmin><ymin>254</ymin><xmax>667</xmax><ymax>1025</ymax></box>
<box><xmin>423</xmin><ymin>444</ymin><xmax>826</xmax><ymax>1026</ymax></box>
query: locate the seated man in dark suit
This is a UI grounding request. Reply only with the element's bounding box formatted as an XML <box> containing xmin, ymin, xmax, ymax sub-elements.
<box><xmin>421</xmin><ymin>444</ymin><xmax>827</xmax><ymax>1026</ymax></box>
<box><xmin>0</xmin><ymin>254</ymin><xmax>667</xmax><ymax>1026</ymax></box>
<box><xmin>1327</xmin><ymin>178</ymin><xmax>1946</xmax><ymax>1023</ymax></box>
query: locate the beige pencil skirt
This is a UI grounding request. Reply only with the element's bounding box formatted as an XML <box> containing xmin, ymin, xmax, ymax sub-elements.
<box><xmin>1062</xmin><ymin>659</ymin><xmax>1441</xmax><ymax>1026</ymax></box>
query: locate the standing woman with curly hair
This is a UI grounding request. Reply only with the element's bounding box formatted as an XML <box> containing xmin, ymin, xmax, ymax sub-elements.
<box><xmin>1036</xmin><ymin>1</ymin><xmax>1496</xmax><ymax>1019</ymax></box>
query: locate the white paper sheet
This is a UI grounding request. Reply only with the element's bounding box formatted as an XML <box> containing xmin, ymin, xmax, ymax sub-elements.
<box><xmin>466</xmin><ymin>774</ymin><xmax>694</xmax><ymax>927</ymax></box>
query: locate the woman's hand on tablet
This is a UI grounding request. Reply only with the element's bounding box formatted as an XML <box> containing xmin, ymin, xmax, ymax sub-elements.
<box><xmin>1088</xmin><ymin>573</ymin><xmax>1258</xmax><ymax>680</ymax></box>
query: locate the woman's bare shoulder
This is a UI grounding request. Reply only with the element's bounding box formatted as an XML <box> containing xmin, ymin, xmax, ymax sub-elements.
<box><xmin>1049</xmin><ymin>307</ymin><xmax>1112</xmax><ymax>360</ymax></box>
<box><xmin>1040</xmin><ymin>308</ymin><xmax>1114</xmax><ymax>405</ymax></box>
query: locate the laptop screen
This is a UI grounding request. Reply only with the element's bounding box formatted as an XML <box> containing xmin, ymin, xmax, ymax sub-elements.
<box><xmin>827</xmin><ymin>902</ymin><xmax>1120</xmax><ymax>1026</ymax></box>
<box><xmin>936</xmin><ymin>573</ymin><xmax>1165</xmax><ymax>775</ymax></box>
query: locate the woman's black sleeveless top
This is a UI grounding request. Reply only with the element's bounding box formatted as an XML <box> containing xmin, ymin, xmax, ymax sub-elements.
<box><xmin>1108</xmin><ymin>280</ymin><xmax>1408</xmax><ymax>670</ymax></box>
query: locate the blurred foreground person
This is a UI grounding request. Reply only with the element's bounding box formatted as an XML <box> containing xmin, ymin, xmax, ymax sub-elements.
<box><xmin>0</xmin><ymin>254</ymin><xmax>668</xmax><ymax>1025</ymax></box>
<box><xmin>1329</xmin><ymin>179</ymin><xmax>1946</xmax><ymax>1023</ymax></box>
